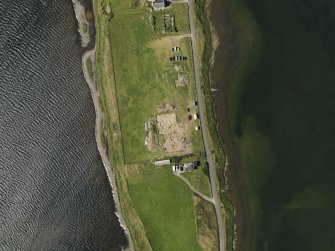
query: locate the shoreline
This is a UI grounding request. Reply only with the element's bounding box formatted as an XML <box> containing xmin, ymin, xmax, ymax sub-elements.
<box><xmin>208</xmin><ymin>0</ymin><xmax>252</xmax><ymax>250</ymax></box>
<box><xmin>72</xmin><ymin>1</ymin><xmax>134</xmax><ymax>250</ymax></box>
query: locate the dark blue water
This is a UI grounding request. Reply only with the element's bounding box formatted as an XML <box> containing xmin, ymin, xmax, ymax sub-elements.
<box><xmin>0</xmin><ymin>0</ymin><xmax>128</xmax><ymax>249</ymax></box>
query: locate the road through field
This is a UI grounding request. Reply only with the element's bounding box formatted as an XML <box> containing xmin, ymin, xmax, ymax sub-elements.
<box><xmin>187</xmin><ymin>0</ymin><xmax>225</xmax><ymax>250</ymax></box>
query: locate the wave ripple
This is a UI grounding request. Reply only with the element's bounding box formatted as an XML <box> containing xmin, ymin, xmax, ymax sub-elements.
<box><xmin>0</xmin><ymin>0</ymin><xmax>128</xmax><ymax>250</ymax></box>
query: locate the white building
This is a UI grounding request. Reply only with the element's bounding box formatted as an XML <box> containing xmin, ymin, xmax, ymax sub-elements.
<box><xmin>154</xmin><ymin>159</ymin><xmax>171</xmax><ymax>166</ymax></box>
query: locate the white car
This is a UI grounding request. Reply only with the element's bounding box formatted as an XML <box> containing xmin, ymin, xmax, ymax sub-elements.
<box><xmin>172</xmin><ymin>165</ymin><xmax>179</xmax><ymax>171</ymax></box>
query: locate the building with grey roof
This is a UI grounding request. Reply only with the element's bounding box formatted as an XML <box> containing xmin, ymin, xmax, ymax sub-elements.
<box><xmin>152</xmin><ymin>0</ymin><xmax>166</xmax><ymax>10</ymax></box>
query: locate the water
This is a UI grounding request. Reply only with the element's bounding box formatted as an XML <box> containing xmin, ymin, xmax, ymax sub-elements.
<box><xmin>212</xmin><ymin>0</ymin><xmax>335</xmax><ymax>250</ymax></box>
<box><xmin>209</xmin><ymin>0</ymin><xmax>256</xmax><ymax>249</ymax></box>
<box><xmin>0</xmin><ymin>0</ymin><xmax>128</xmax><ymax>249</ymax></box>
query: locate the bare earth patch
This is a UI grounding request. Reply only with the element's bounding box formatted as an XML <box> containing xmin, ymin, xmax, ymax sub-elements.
<box><xmin>175</xmin><ymin>72</ymin><xmax>188</xmax><ymax>87</ymax></box>
<box><xmin>145</xmin><ymin>120</ymin><xmax>160</xmax><ymax>152</ymax></box>
<box><xmin>156</xmin><ymin>113</ymin><xmax>192</xmax><ymax>153</ymax></box>
<box><xmin>157</xmin><ymin>103</ymin><xmax>177</xmax><ymax>113</ymax></box>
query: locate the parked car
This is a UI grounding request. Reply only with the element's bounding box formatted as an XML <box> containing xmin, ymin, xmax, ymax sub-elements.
<box><xmin>192</xmin><ymin>161</ymin><xmax>200</xmax><ymax>168</ymax></box>
<box><xmin>172</xmin><ymin>165</ymin><xmax>180</xmax><ymax>171</ymax></box>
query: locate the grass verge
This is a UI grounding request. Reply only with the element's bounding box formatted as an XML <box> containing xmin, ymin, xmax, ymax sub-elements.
<box><xmin>85</xmin><ymin>55</ymin><xmax>94</xmax><ymax>81</ymax></box>
<box><xmin>193</xmin><ymin>0</ymin><xmax>235</xmax><ymax>250</ymax></box>
<box><xmin>194</xmin><ymin>195</ymin><xmax>219</xmax><ymax>251</ymax></box>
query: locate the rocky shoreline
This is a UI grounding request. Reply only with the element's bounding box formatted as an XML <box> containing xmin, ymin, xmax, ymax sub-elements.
<box><xmin>72</xmin><ymin>1</ymin><xmax>134</xmax><ymax>250</ymax></box>
<box><xmin>208</xmin><ymin>0</ymin><xmax>252</xmax><ymax>250</ymax></box>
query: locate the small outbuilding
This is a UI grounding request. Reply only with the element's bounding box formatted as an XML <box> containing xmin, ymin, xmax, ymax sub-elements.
<box><xmin>183</xmin><ymin>162</ymin><xmax>193</xmax><ymax>171</ymax></box>
<box><xmin>154</xmin><ymin>159</ymin><xmax>171</xmax><ymax>166</ymax></box>
<box><xmin>152</xmin><ymin>0</ymin><xmax>166</xmax><ymax>10</ymax></box>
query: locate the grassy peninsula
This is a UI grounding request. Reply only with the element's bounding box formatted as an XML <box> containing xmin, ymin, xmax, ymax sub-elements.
<box><xmin>91</xmin><ymin>0</ymin><xmax>229</xmax><ymax>250</ymax></box>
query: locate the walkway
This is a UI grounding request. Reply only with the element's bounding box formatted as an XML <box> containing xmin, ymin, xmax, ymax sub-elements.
<box><xmin>173</xmin><ymin>172</ymin><xmax>214</xmax><ymax>203</ymax></box>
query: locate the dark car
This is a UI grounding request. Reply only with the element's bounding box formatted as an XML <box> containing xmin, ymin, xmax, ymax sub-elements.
<box><xmin>192</xmin><ymin>161</ymin><xmax>200</xmax><ymax>169</ymax></box>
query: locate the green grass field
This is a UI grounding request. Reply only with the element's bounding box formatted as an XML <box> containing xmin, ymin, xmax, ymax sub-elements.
<box><xmin>181</xmin><ymin>164</ymin><xmax>212</xmax><ymax>198</ymax></box>
<box><xmin>94</xmin><ymin>1</ymin><xmax>219</xmax><ymax>250</ymax></box>
<box><xmin>128</xmin><ymin>166</ymin><xmax>202</xmax><ymax>251</ymax></box>
<box><xmin>109</xmin><ymin>4</ymin><xmax>202</xmax><ymax>163</ymax></box>
<box><xmin>153</xmin><ymin>4</ymin><xmax>190</xmax><ymax>34</ymax></box>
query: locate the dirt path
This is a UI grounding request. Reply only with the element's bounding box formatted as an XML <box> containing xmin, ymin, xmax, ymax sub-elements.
<box><xmin>174</xmin><ymin>172</ymin><xmax>214</xmax><ymax>203</ymax></box>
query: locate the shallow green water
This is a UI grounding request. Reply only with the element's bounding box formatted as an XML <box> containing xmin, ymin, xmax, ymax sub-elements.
<box><xmin>231</xmin><ymin>0</ymin><xmax>335</xmax><ymax>250</ymax></box>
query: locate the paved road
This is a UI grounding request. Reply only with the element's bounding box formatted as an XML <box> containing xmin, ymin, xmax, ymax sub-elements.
<box><xmin>186</xmin><ymin>1</ymin><xmax>225</xmax><ymax>250</ymax></box>
<box><xmin>174</xmin><ymin>172</ymin><xmax>214</xmax><ymax>203</ymax></box>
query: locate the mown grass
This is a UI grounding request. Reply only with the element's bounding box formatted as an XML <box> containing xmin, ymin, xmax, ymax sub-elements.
<box><xmin>128</xmin><ymin>166</ymin><xmax>202</xmax><ymax>251</ymax></box>
<box><xmin>182</xmin><ymin>168</ymin><xmax>211</xmax><ymax>197</ymax></box>
<box><xmin>116</xmin><ymin>164</ymin><xmax>153</xmax><ymax>250</ymax></box>
<box><xmin>108</xmin><ymin>0</ymin><xmax>135</xmax><ymax>11</ymax></box>
<box><xmin>109</xmin><ymin>6</ymin><xmax>201</xmax><ymax>163</ymax></box>
<box><xmin>94</xmin><ymin>0</ymin><xmax>227</xmax><ymax>249</ymax></box>
<box><xmin>153</xmin><ymin>3</ymin><xmax>190</xmax><ymax>34</ymax></box>
<box><xmin>180</xmin><ymin>155</ymin><xmax>212</xmax><ymax>197</ymax></box>
<box><xmin>95</xmin><ymin>1</ymin><xmax>207</xmax><ymax>250</ymax></box>
<box><xmin>94</xmin><ymin>1</ymin><xmax>152</xmax><ymax>250</ymax></box>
